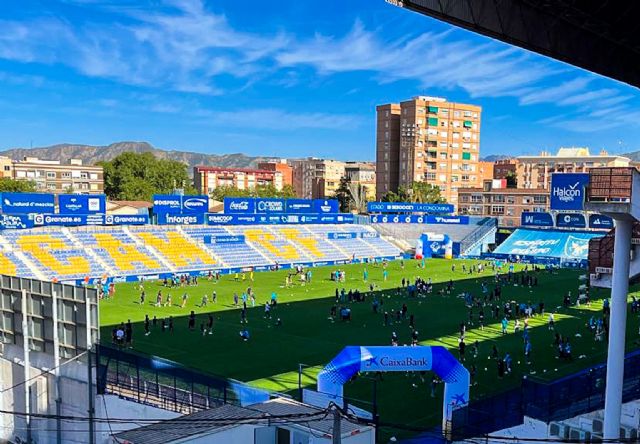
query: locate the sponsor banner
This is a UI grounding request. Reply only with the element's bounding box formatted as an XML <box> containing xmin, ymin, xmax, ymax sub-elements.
<box><xmin>256</xmin><ymin>198</ymin><xmax>285</xmax><ymax>213</ymax></box>
<box><xmin>556</xmin><ymin>212</ymin><xmax>587</xmax><ymax>229</ymax></box>
<box><xmin>369</xmin><ymin>214</ymin><xmax>468</xmax><ymax>224</ymax></box>
<box><xmin>313</xmin><ymin>199</ymin><xmax>340</xmax><ymax>214</ymax></box>
<box><xmin>105</xmin><ymin>214</ymin><xmax>149</xmax><ymax>225</ymax></box>
<box><xmin>521</xmin><ymin>212</ymin><xmax>554</xmax><ymax>227</ymax></box>
<box><xmin>35</xmin><ymin>213</ymin><xmax>105</xmax><ymax>226</ymax></box>
<box><xmin>550</xmin><ymin>173</ymin><xmax>589</xmax><ymax>211</ymax></box>
<box><xmin>0</xmin><ymin>192</ymin><xmax>55</xmax><ymax>214</ymax></box>
<box><xmin>58</xmin><ymin>194</ymin><xmax>106</xmax><ymax>214</ymax></box>
<box><xmin>589</xmin><ymin>214</ymin><xmax>614</xmax><ymax>230</ymax></box>
<box><xmin>367</xmin><ymin>202</ymin><xmax>454</xmax><ymax>214</ymax></box>
<box><xmin>0</xmin><ymin>214</ymin><xmax>36</xmax><ymax>230</ymax></box>
<box><xmin>153</xmin><ymin>194</ymin><xmax>182</xmax><ymax>213</ymax></box>
<box><xmin>361</xmin><ymin>231</ymin><xmax>379</xmax><ymax>238</ymax></box>
<box><xmin>359</xmin><ymin>346</ymin><xmax>433</xmax><ymax>372</ymax></box>
<box><xmin>153</xmin><ymin>194</ymin><xmax>208</xmax><ymax>214</ymax></box>
<box><xmin>204</xmin><ymin>235</ymin><xmax>246</xmax><ymax>244</ymax></box>
<box><xmin>328</xmin><ymin>232</ymin><xmax>358</xmax><ymax>240</ymax></box>
<box><xmin>286</xmin><ymin>199</ymin><xmax>314</xmax><ymax>213</ymax></box>
<box><xmin>493</xmin><ymin>228</ymin><xmax>601</xmax><ymax>260</ymax></box>
<box><xmin>157</xmin><ymin>213</ymin><xmax>205</xmax><ymax>225</ymax></box>
<box><xmin>223</xmin><ymin>197</ymin><xmax>256</xmax><ymax>214</ymax></box>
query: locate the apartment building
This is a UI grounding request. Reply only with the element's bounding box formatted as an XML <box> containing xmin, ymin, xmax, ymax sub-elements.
<box><xmin>291</xmin><ymin>158</ymin><xmax>346</xmax><ymax>199</ymax></box>
<box><xmin>458</xmin><ymin>180</ymin><xmax>549</xmax><ymax>227</ymax></box>
<box><xmin>376</xmin><ymin>96</ymin><xmax>482</xmax><ymax>204</ymax></box>
<box><xmin>257</xmin><ymin>160</ymin><xmax>293</xmax><ymax>187</ymax></box>
<box><xmin>517</xmin><ymin>147</ymin><xmax>630</xmax><ymax>189</ymax></box>
<box><xmin>193</xmin><ymin>166</ymin><xmax>283</xmax><ymax>195</ymax></box>
<box><xmin>10</xmin><ymin>157</ymin><xmax>103</xmax><ymax>194</ymax></box>
<box><xmin>494</xmin><ymin>159</ymin><xmax>517</xmax><ymax>180</ymax></box>
<box><xmin>0</xmin><ymin>156</ymin><xmax>12</xmax><ymax>178</ymax></box>
<box><xmin>345</xmin><ymin>161</ymin><xmax>376</xmax><ymax>201</ymax></box>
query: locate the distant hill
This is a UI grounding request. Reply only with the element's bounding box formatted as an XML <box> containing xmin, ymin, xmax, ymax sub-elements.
<box><xmin>481</xmin><ymin>154</ymin><xmax>514</xmax><ymax>162</ymax></box>
<box><xmin>0</xmin><ymin>142</ymin><xmax>272</xmax><ymax>173</ymax></box>
<box><xmin>623</xmin><ymin>150</ymin><xmax>640</xmax><ymax>161</ymax></box>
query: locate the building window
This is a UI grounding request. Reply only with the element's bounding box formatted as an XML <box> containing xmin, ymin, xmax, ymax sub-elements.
<box><xmin>533</xmin><ymin>195</ymin><xmax>547</xmax><ymax>204</ymax></box>
<box><xmin>46</xmin><ymin>172</ymin><xmax>56</xmax><ymax>179</ymax></box>
<box><xmin>4</xmin><ymin>166</ymin><xmax>10</xmax><ymax>172</ymax></box>
<box><xmin>491</xmin><ymin>205</ymin><xmax>504</xmax><ymax>215</ymax></box>
<box><xmin>492</xmin><ymin>195</ymin><xmax>505</xmax><ymax>203</ymax></box>
<box><xmin>46</xmin><ymin>183</ymin><xmax>56</xmax><ymax>190</ymax></box>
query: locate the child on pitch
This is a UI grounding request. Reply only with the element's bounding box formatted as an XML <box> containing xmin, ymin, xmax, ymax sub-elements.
<box><xmin>181</xmin><ymin>292</ymin><xmax>188</xmax><ymax>308</ymax></box>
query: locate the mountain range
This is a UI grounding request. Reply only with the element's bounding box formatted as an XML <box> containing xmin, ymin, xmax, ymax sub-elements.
<box><xmin>0</xmin><ymin>142</ymin><xmax>272</xmax><ymax>172</ymax></box>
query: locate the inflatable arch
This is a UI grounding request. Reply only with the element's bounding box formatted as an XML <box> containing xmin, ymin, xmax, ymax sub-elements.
<box><xmin>317</xmin><ymin>345</ymin><xmax>469</xmax><ymax>432</ymax></box>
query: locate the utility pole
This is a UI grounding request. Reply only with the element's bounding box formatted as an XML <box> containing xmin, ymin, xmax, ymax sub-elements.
<box><xmin>52</xmin><ymin>290</ymin><xmax>62</xmax><ymax>444</ymax></box>
<box><xmin>332</xmin><ymin>404</ymin><xmax>342</xmax><ymax>444</ymax></box>
<box><xmin>21</xmin><ymin>289</ymin><xmax>32</xmax><ymax>444</ymax></box>
<box><xmin>86</xmin><ymin>296</ymin><xmax>95</xmax><ymax>444</ymax></box>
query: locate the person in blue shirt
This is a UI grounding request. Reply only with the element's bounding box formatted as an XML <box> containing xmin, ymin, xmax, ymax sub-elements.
<box><xmin>524</xmin><ymin>339</ymin><xmax>532</xmax><ymax>364</ymax></box>
<box><xmin>383</xmin><ymin>269</ymin><xmax>388</xmax><ymax>281</ymax></box>
<box><xmin>363</xmin><ymin>268</ymin><xmax>368</xmax><ymax>282</ymax></box>
<box><xmin>271</xmin><ymin>291</ymin><xmax>277</xmax><ymax>306</ymax></box>
<box><xmin>501</xmin><ymin>317</ymin><xmax>508</xmax><ymax>335</ymax></box>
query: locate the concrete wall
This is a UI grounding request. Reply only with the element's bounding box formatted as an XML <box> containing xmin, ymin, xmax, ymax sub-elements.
<box><xmin>0</xmin><ymin>347</ymin><xmax>179</xmax><ymax>444</ymax></box>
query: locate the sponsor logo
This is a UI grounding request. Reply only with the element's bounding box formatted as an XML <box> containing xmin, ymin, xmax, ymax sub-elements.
<box><xmin>183</xmin><ymin>197</ymin><xmax>207</xmax><ymax>210</ymax></box>
<box><xmin>257</xmin><ymin>200</ymin><xmax>284</xmax><ymax>212</ymax></box>
<box><xmin>208</xmin><ymin>215</ymin><xmax>233</xmax><ymax>224</ymax></box>
<box><xmin>165</xmin><ymin>215</ymin><xmax>199</xmax><ymax>225</ymax></box>
<box><xmin>88</xmin><ymin>198</ymin><xmax>101</xmax><ymax>212</ymax></box>
<box><xmin>153</xmin><ymin>199</ymin><xmax>181</xmax><ymax>206</ymax></box>
<box><xmin>552</xmin><ymin>181</ymin><xmax>582</xmax><ymax>203</ymax></box>
<box><xmin>34</xmin><ymin>214</ymin><xmax>45</xmax><ymax>225</ymax></box>
<box><xmin>434</xmin><ymin>217</ymin><xmax>460</xmax><ymax>224</ymax></box>
<box><xmin>229</xmin><ymin>200</ymin><xmax>250</xmax><ymax>211</ymax></box>
<box><xmin>365</xmin><ymin>356</ymin><xmax>429</xmax><ymax>367</ymax></box>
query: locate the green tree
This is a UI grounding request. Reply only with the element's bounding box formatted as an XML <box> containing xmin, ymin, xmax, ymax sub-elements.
<box><xmin>505</xmin><ymin>171</ymin><xmax>517</xmax><ymax>188</ymax></box>
<box><xmin>0</xmin><ymin>178</ymin><xmax>36</xmax><ymax>193</ymax></box>
<box><xmin>380</xmin><ymin>182</ymin><xmax>444</xmax><ymax>203</ymax></box>
<box><xmin>99</xmin><ymin>152</ymin><xmax>195</xmax><ymax>201</ymax></box>
<box><xmin>333</xmin><ymin>176</ymin><xmax>353</xmax><ymax>212</ymax></box>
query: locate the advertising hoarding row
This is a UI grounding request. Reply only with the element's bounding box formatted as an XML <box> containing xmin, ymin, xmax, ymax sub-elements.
<box><xmin>367</xmin><ymin>202</ymin><xmax>454</xmax><ymax>214</ymax></box>
<box><xmin>153</xmin><ymin>194</ymin><xmax>209</xmax><ymax>214</ymax></box>
<box><xmin>521</xmin><ymin>211</ymin><xmax>613</xmax><ymax>230</ymax></box>
<box><xmin>223</xmin><ymin>197</ymin><xmax>339</xmax><ymax>215</ymax></box>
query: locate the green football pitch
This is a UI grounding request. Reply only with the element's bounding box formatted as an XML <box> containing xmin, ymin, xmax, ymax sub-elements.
<box><xmin>99</xmin><ymin>258</ymin><xmax>638</xmax><ymax>439</ymax></box>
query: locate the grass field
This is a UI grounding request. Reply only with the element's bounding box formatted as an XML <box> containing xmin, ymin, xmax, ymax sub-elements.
<box><xmin>98</xmin><ymin>258</ymin><xmax>640</xmax><ymax>439</ymax></box>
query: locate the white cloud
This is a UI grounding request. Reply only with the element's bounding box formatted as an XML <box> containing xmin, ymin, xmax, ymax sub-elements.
<box><xmin>201</xmin><ymin>108</ymin><xmax>361</xmax><ymax>131</ymax></box>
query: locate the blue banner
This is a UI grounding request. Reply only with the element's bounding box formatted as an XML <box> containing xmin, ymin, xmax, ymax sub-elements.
<box><xmin>313</xmin><ymin>199</ymin><xmax>340</xmax><ymax>214</ymax></box>
<box><xmin>35</xmin><ymin>213</ymin><xmax>105</xmax><ymax>226</ymax></box>
<box><xmin>206</xmin><ymin>213</ymin><xmax>353</xmax><ymax>225</ymax></box>
<box><xmin>105</xmin><ymin>214</ymin><xmax>149</xmax><ymax>225</ymax></box>
<box><xmin>157</xmin><ymin>213</ymin><xmax>205</xmax><ymax>225</ymax></box>
<box><xmin>0</xmin><ymin>192</ymin><xmax>55</xmax><ymax>214</ymax></box>
<box><xmin>255</xmin><ymin>198</ymin><xmax>286</xmax><ymax>213</ymax></box>
<box><xmin>328</xmin><ymin>232</ymin><xmax>358</xmax><ymax>240</ymax></box>
<box><xmin>589</xmin><ymin>214</ymin><xmax>614</xmax><ymax>230</ymax></box>
<box><xmin>367</xmin><ymin>202</ymin><xmax>454</xmax><ymax>214</ymax></box>
<box><xmin>550</xmin><ymin>173</ymin><xmax>589</xmax><ymax>211</ymax></box>
<box><xmin>153</xmin><ymin>194</ymin><xmax>182</xmax><ymax>213</ymax></box>
<box><xmin>0</xmin><ymin>214</ymin><xmax>36</xmax><ymax>230</ymax></box>
<box><xmin>58</xmin><ymin>194</ymin><xmax>106</xmax><ymax>214</ymax></box>
<box><xmin>556</xmin><ymin>212</ymin><xmax>587</xmax><ymax>229</ymax></box>
<box><xmin>493</xmin><ymin>228</ymin><xmax>602</xmax><ymax>260</ymax></box>
<box><xmin>369</xmin><ymin>214</ymin><xmax>468</xmax><ymax>224</ymax></box>
<box><xmin>286</xmin><ymin>199</ymin><xmax>314</xmax><ymax>213</ymax></box>
<box><xmin>222</xmin><ymin>197</ymin><xmax>255</xmax><ymax>214</ymax></box>
<box><xmin>205</xmin><ymin>235</ymin><xmax>246</xmax><ymax>244</ymax></box>
<box><xmin>153</xmin><ymin>195</ymin><xmax>208</xmax><ymax>214</ymax></box>
<box><xmin>521</xmin><ymin>212</ymin><xmax>554</xmax><ymax>227</ymax></box>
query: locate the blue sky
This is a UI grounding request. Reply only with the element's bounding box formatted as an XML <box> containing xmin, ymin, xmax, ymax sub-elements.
<box><xmin>1</xmin><ymin>0</ymin><xmax>639</xmax><ymax>160</ymax></box>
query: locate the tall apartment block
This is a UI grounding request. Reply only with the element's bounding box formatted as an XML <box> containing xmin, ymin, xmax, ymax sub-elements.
<box><xmin>290</xmin><ymin>158</ymin><xmax>346</xmax><ymax>199</ymax></box>
<box><xmin>376</xmin><ymin>96</ymin><xmax>482</xmax><ymax>204</ymax></box>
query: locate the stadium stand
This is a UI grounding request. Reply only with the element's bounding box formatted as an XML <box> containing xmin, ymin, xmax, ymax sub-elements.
<box><xmin>131</xmin><ymin>226</ymin><xmax>217</xmax><ymax>271</ymax></box>
<box><xmin>2</xmin><ymin>230</ymin><xmax>106</xmax><ymax>280</ymax></box>
<box><xmin>0</xmin><ymin>223</ymin><xmax>402</xmax><ymax>281</ymax></box>
<box><xmin>72</xmin><ymin>228</ymin><xmax>165</xmax><ymax>276</ymax></box>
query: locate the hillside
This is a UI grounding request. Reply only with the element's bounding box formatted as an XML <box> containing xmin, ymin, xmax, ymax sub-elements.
<box><xmin>0</xmin><ymin>142</ymin><xmax>272</xmax><ymax>172</ymax></box>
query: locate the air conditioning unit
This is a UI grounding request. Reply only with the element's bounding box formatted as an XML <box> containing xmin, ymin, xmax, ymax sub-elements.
<box><xmin>569</xmin><ymin>428</ymin><xmax>592</xmax><ymax>442</ymax></box>
<box><xmin>592</xmin><ymin>418</ymin><xmax>603</xmax><ymax>434</ymax></box>
<box><xmin>620</xmin><ymin>425</ymin><xmax>638</xmax><ymax>440</ymax></box>
<box><xmin>549</xmin><ymin>422</ymin><xmax>570</xmax><ymax>439</ymax></box>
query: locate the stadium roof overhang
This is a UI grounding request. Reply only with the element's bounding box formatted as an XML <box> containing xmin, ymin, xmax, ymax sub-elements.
<box><xmin>388</xmin><ymin>0</ymin><xmax>640</xmax><ymax>88</ymax></box>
